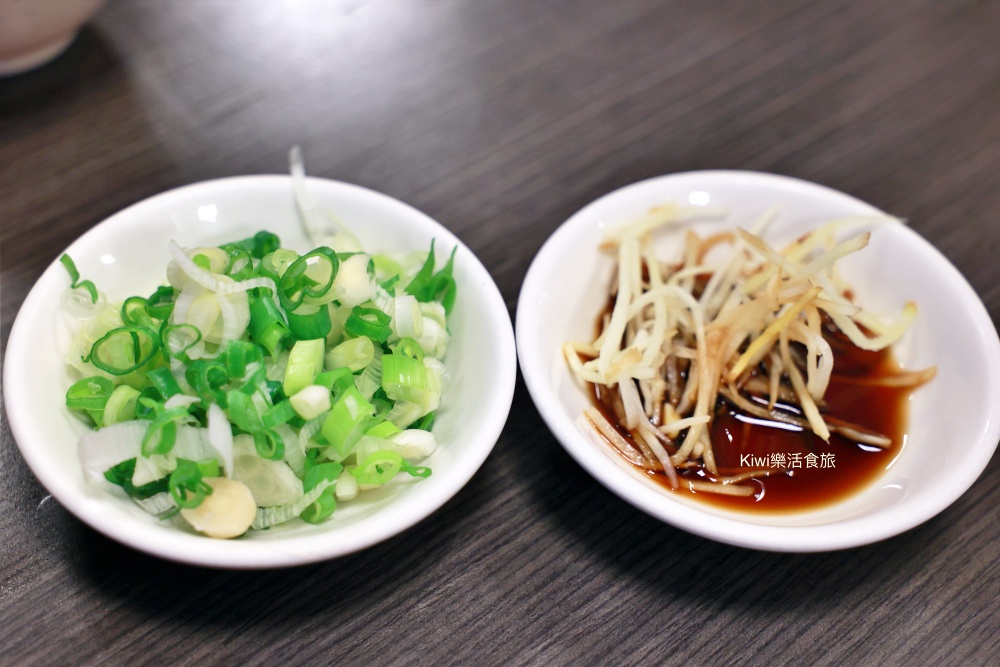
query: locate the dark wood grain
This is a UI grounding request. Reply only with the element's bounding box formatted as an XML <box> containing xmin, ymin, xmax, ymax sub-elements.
<box><xmin>2</xmin><ymin>1</ymin><xmax>998</xmax><ymax>665</ymax></box>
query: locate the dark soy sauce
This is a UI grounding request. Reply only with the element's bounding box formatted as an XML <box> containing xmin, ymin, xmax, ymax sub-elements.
<box><xmin>592</xmin><ymin>329</ymin><xmax>914</xmax><ymax>514</ymax></box>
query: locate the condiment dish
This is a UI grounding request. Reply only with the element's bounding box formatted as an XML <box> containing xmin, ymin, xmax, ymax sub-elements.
<box><xmin>516</xmin><ymin>171</ymin><xmax>1000</xmax><ymax>552</ymax></box>
<box><xmin>4</xmin><ymin>175</ymin><xmax>517</xmax><ymax>568</ymax></box>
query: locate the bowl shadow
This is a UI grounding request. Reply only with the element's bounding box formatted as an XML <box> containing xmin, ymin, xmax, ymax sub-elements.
<box><xmin>507</xmin><ymin>372</ymin><xmax>948</xmax><ymax>619</ymax></box>
<box><xmin>58</xmin><ymin>455</ymin><xmax>501</xmax><ymax>633</ymax></box>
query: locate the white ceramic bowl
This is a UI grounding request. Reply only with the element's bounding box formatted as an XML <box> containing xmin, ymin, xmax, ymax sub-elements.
<box><xmin>4</xmin><ymin>175</ymin><xmax>516</xmax><ymax>568</ymax></box>
<box><xmin>0</xmin><ymin>0</ymin><xmax>106</xmax><ymax>76</ymax></box>
<box><xmin>517</xmin><ymin>170</ymin><xmax>1000</xmax><ymax>552</ymax></box>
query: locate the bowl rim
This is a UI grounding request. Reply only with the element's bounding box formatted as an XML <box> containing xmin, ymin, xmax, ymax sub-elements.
<box><xmin>516</xmin><ymin>169</ymin><xmax>1000</xmax><ymax>552</ymax></box>
<box><xmin>4</xmin><ymin>174</ymin><xmax>517</xmax><ymax>568</ymax></box>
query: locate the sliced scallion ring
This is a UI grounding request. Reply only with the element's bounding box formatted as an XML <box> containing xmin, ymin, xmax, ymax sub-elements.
<box><xmin>351</xmin><ymin>451</ymin><xmax>404</xmax><ymax>485</ymax></box>
<box><xmin>145</xmin><ymin>285</ymin><xmax>177</xmax><ymax>320</ymax></box>
<box><xmin>66</xmin><ymin>376</ymin><xmax>115</xmax><ymax>411</ymax></box>
<box><xmin>253</xmin><ymin>429</ymin><xmax>285</xmax><ymax>461</ymax></box>
<box><xmin>277</xmin><ymin>247</ymin><xmax>339</xmax><ymax>311</ymax></box>
<box><xmin>161</xmin><ymin>323</ymin><xmax>203</xmax><ymax>364</ymax></box>
<box><xmin>168</xmin><ymin>459</ymin><xmax>213</xmax><ymax>509</ymax></box>
<box><xmin>286</xmin><ymin>304</ymin><xmax>332</xmax><ymax>340</ymax></box>
<box><xmin>85</xmin><ymin>325</ymin><xmax>161</xmax><ymax>376</ymax></box>
<box><xmin>121</xmin><ymin>296</ymin><xmax>155</xmax><ymax>328</ymax></box>
<box><xmin>59</xmin><ymin>254</ymin><xmax>98</xmax><ymax>304</ymax></box>
<box><xmin>344</xmin><ymin>306</ymin><xmax>392</xmax><ymax>343</ymax></box>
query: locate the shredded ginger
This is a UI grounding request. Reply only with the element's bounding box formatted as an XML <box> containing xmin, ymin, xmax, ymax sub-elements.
<box><xmin>565</xmin><ymin>205</ymin><xmax>935</xmax><ymax>496</ymax></box>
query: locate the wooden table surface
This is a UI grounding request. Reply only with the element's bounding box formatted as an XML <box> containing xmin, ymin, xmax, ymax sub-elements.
<box><xmin>2</xmin><ymin>1</ymin><xmax>998</xmax><ymax>665</ymax></box>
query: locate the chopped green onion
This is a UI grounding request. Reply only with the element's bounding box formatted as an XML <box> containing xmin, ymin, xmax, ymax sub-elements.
<box><xmin>392</xmin><ymin>336</ymin><xmax>424</xmax><ymax>361</ymax></box>
<box><xmin>354</xmin><ymin>348</ymin><xmax>383</xmax><ymax>400</ymax></box>
<box><xmin>381</xmin><ymin>353</ymin><xmax>429</xmax><ymax>403</ymax></box>
<box><xmin>351</xmin><ymin>450</ymin><xmax>405</xmax><ymax>485</ymax></box>
<box><xmin>412</xmin><ymin>411</ymin><xmax>435</xmax><ymax>432</ymax></box>
<box><xmin>223</xmin><ymin>247</ymin><xmax>255</xmax><ymax>281</ymax></box>
<box><xmin>135</xmin><ymin>388</ymin><xmax>160</xmax><ymax>419</ymax></box>
<box><xmin>168</xmin><ymin>459</ymin><xmax>213</xmax><ymax>509</ymax></box>
<box><xmin>248</xmin><ymin>294</ymin><xmax>290</xmax><ymax>357</ymax></box>
<box><xmin>258</xmin><ymin>248</ymin><xmax>299</xmax><ymax>284</ymax></box>
<box><xmin>224</xmin><ymin>230</ymin><xmax>281</xmax><ymax>260</ymax></box>
<box><xmin>59</xmin><ymin>254</ymin><xmax>98</xmax><ymax>303</ymax></box>
<box><xmin>283</xmin><ymin>338</ymin><xmax>325</xmax><ymax>397</ymax></box>
<box><xmin>226</xmin><ymin>389</ymin><xmax>265</xmax><ymax>434</ymax></box>
<box><xmin>299</xmin><ymin>489</ymin><xmax>336</xmax><ymax>524</ymax></box>
<box><xmin>66</xmin><ymin>376</ymin><xmax>115</xmax><ymax>412</ymax></box>
<box><xmin>321</xmin><ymin>385</ymin><xmax>374</xmax><ymax>457</ymax></box>
<box><xmin>314</xmin><ymin>367</ymin><xmax>355</xmax><ymax>398</ymax></box>
<box><xmin>251</xmin><ymin>478</ymin><xmax>332</xmax><ymax>530</ymax></box>
<box><xmin>104</xmin><ymin>458</ymin><xmax>169</xmax><ymax>499</ymax></box>
<box><xmin>263</xmin><ymin>399</ymin><xmax>297</xmax><ymax>429</ymax></box>
<box><xmin>288</xmin><ymin>385</ymin><xmax>332</xmax><ymax>421</ymax></box>
<box><xmin>365</xmin><ymin>419</ymin><xmax>402</xmax><ymax>439</ymax></box>
<box><xmin>66</xmin><ymin>376</ymin><xmax>115</xmax><ymax>426</ymax></box>
<box><xmin>186</xmin><ymin>359</ymin><xmax>229</xmax><ymax>406</ymax></box>
<box><xmin>300</xmin><ymin>459</ymin><xmax>343</xmax><ymax>524</ymax></box>
<box><xmin>161</xmin><ymin>323</ymin><xmax>203</xmax><ymax>364</ymax></box>
<box><xmin>379</xmin><ymin>273</ymin><xmax>400</xmax><ymax>291</ymax></box>
<box><xmin>431</xmin><ymin>247</ymin><xmax>458</xmax><ymax>314</ymax></box>
<box><xmin>264</xmin><ymin>379</ymin><xmax>285</xmax><ymax>404</ymax></box>
<box><xmin>286</xmin><ymin>304</ymin><xmax>332</xmax><ymax>340</ymax></box>
<box><xmin>278</xmin><ymin>247</ymin><xmax>339</xmax><ymax>311</ymax></box>
<box><xmin>192</xmin><ymin>253</ymin><xmax>212</xmax><ymax>271</ymax></box>
<box><xmin>85</xmin><ymin>326</ymin><xmax>161</xmax><ymax>376</ymax></box>
<box><xmin>146</xmin><ymin>367</ymin><xmax>181</xmax><ymax>400</ymax></box>
<box><xmin>344</xmin><ymin>306</ymin><xmax>391</xmax><ymax>343</ymax></box>
<box><xmin>325</xmin><ymin>335</ymin><xmax>375</xmax><ymax>372</ymax></box>
<box><xmin>141</xmin><ymin>405</ymin><xmax>191</xmax><ymax>456</ymax></box>
<box><xmin>405</xmin><ymin>241</ymin><xmax>458</xmax><ymax>314</ymax></box>
<box><xmin>404</xmin><ymin>242</ymin><xmax>437</xmax><ymax>301</ymax></box>
<box><xmin>145</xmin><ymin>285</ymin><xmax>177</xmax><ymax>320</ymax></box>
<box><xmin>370</xmin><ymin>387</ymin><xmax>394</xmax><ymax>419</ymax></box>
<box><xmin>104</xmin><ymin>385</ymin><xmax>141</xmax><ymax>425</ymax></box>
<box><xmin>66</xmin><ymin>220</ymin><xmax>453</xmax><ymax>536</ymax></box>
<box><xmin>372</xmin><ymin>253</ymin><xmax>404</xmax><ymax>280</ymax></box>
<box><xmin>196</xmin><ymin>459</ymin><xmax>221</xmax><ymax>477</ymax></box>
<box><xmin>121</xmin><ymin>297</ymin><xmax>155</xmax><ymax>328</ymax></box>
<box><xmin>230</xmin><ymin>434</ymin><xmax>301</xmax><ymax>503</ymax></box>
<box><xmin>400</xmin><ymin>460</ymin><xmax>432</xmax><ymax>478</ymax></box>
<box><xmin>222</xmin><ymin>340</ymin><xmax>263</xmax><ymax>378</ymax></box>
<box><xmin>253</xmin><ymin>429</ymin><xmax>285</xmax><ymax>461</ymax></box>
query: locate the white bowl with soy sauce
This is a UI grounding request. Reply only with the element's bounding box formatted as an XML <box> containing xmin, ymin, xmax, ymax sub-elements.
<box><xmin>516</xmin><ymin>171</ymin><xmax>1000</xmax><ymax>552</ymax></box>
